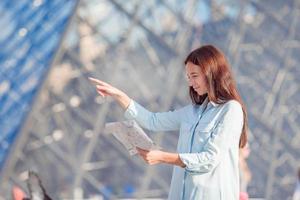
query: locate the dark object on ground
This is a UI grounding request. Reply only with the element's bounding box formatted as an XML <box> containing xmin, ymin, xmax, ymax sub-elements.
<box><xmin>26</xmin><ymin>171</ymin><xmax>52</xmax><ymax>200</ymax></box>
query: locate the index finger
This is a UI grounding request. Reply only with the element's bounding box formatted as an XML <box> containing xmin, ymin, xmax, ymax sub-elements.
<box><xmin>88</xmin><ymin>77</ymin><xmax>106</xmax><ymax>86</ymax></box>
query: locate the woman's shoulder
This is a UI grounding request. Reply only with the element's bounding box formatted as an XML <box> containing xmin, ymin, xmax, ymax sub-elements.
<box><xmin>224</xmin><ymin>99</ymin><xmax>242</xmax><ymax>107</ymax></box>
<box><xmin>217</xmin><ymin>100</ymin><xmax>244</xmax><ymax>124</ymax></box>
<box><xmin>221</xmin><ymin>99</ymin><xmax>243</xmax><ymax>114</ymax></box>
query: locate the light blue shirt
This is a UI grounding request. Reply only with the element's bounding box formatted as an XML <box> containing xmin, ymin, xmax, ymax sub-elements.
<box><xmin>124</xmin><ymin>98</ymin><xmax>243</xmax><ymax>200</ymax></box>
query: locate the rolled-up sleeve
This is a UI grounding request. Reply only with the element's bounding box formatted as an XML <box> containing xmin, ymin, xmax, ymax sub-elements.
<box><xmin>179</xmin><ymin>101</ymin><xmax>243</xmax><ymax>174</ymax></box>
<box><xmin>124</xmin><ymin>100</ymin><xmax>188</xmax><ymax>131</ymax></box>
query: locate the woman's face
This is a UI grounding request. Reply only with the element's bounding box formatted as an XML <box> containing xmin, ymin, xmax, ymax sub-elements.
<box><xmin>185</xmin><ymin>61</ymin><xmax>208</xmax><ymax>96</ymax></box>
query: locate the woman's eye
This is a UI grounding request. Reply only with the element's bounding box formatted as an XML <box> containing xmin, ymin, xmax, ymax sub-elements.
<box><xmin>186</xmin><ymin>75</ymin><xmax>198</xmax><ymax>80</ymax></box>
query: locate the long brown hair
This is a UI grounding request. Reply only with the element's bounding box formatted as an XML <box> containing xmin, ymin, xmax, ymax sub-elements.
<box><xmin>184</xmin><ymin>45</ymin><xmax>248</xmax><ymax>148</ymax></box>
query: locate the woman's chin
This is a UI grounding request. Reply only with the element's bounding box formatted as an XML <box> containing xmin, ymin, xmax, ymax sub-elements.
<box><xmin>196</xmin><ymin>91</ymin><xmax>205</xmax><ymax>96</ymax></box>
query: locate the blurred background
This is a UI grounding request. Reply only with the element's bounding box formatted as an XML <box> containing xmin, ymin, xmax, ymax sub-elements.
<box><xmin>0</xmin><ymin>0</ymin><xmax>300</xmax><ymax>199</ymax></box>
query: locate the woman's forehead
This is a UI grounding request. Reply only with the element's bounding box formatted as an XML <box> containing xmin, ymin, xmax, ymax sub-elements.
<box><xmin>185</xmin><ymin>62</ymin><xmax>201</xmax><ymax>73</ymax></box>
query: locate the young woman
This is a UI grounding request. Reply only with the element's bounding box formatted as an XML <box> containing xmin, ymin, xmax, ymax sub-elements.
<box><xmin>89</xmin><ymin>45</ymin><xmax>248</xmax><ymax>200</ymax></box>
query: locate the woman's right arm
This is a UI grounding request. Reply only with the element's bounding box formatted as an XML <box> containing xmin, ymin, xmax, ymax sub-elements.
<box><xmin>89</xmin><ymin>77</ymin><xmax>185</xmax><ymax>131</ymax></box>
<box><xmin>124</xmin><ymin>100</ymin><xmax>186</xmax><ymax>131</ymax></box>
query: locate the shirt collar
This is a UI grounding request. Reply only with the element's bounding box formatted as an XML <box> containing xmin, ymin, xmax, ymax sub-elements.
<box><xmin>209</xmin><ymin>100</ymin><xmax>218</xmax><ymax>107</ymax></box>
<box><xmin>204</xmin><ymin>96</ymin><xmax>218</xmax><ymax>107</ymax></box>
<box><xmin>194</xmin><ymin>97</ymin><xmax>218</xmax><ymax>112</ymax></box>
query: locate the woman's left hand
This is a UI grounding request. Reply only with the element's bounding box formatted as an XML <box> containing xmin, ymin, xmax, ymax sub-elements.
<box><xmin>136</xmin><ymin>147</ymin><xmax>164</xmax><ymax>165</ymax></box>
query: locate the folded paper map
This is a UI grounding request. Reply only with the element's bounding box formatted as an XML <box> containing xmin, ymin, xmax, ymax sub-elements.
<box><xmin>104</xmin><ymin>120</ymin><xmax>160</xmax><ymax>156</ymax></box>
